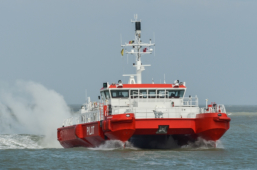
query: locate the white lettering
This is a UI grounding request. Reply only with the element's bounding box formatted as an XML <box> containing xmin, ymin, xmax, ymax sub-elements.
<box><xmin>87</xmin><ymin>126</ymin><xmax>95</xmax><ymax>135</ymax></box>
<box><xmin>91</xmin><ymin>126</ymin><xmax>93</xmax><ymax>134</ymax></box>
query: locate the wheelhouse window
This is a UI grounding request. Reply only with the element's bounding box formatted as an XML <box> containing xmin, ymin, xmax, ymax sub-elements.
<box><xmin>104</xmin><ymin>91</ymin><xmax>110</xmax><ymax>99</ymax></box>
<box><xmin>111</xmin><ymin>90</ymin><xmax>129</xmax><ymax>98</ymax></box>
<box><xmin>101</xmin><ymin>90</ymin><xmax>110</xmax><ymax>100</ymax></box>
<box><xmin>139</xmin><ymin>90</ymin><xmax>147</xmax><ymax>98</ymax></box>
<box><xmin>130</xmin><ymin>90</ymin><xmax>138</xmax><ymax>98</ymax></box>
<box><xmin>166</xmin><ymin>90</ymin><xmax>185</xmax><ymax>98</ymax></box>
<box><xmin>100</xmin><ymin>91</ymin><xmax>106</xmax><ymax>100</ymax></box>
<box><xmin>157</xmin><ymin>90</ymin><xmax>165</xmax><ymax>98</ymax></box>
<box><xmin>148</xmin><ymin>90</ymin><xmax>156</xmax><ymax>98</ymax></box>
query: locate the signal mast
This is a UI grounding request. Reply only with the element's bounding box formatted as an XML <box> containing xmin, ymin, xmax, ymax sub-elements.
<box><xmin>121</xmin><ymin>14</ymin><xmax>155</xmax><ymax>84</ymax></box>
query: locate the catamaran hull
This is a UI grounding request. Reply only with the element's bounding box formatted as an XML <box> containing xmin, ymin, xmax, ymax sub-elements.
<box><xmin>57</xmin><ymin>113</ymin><xmax>230</xmax><ymax>149</ymax></box>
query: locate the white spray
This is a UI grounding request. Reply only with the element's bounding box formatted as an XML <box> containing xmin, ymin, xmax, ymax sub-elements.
<box><xmin>0</xmin><ymin>80</ymin><xmax>72</xmax><ymax>148</ymax></box>
<box><xmin>182</xmin><ymin>137</ymin><xmax>224</xmax><ymax>149</ymax></box>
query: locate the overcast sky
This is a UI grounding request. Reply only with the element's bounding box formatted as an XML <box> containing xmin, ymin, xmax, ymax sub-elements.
<box><xmin>0</xmin><ymin>0</ymin><xmax>256</xmax><ymax>105</ymax></box>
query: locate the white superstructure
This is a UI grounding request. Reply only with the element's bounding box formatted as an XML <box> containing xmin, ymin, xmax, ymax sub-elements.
<box><xmin>62</xmin><ymin>15</ymin><xmax>226</xmax><ymax>127</ymax></box>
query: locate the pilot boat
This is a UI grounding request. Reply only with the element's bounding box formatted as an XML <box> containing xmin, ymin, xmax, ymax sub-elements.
<box><xmin>57</xmin><ymin>15</ymin><xmax>230</xmax><ymax>149</ymax></box>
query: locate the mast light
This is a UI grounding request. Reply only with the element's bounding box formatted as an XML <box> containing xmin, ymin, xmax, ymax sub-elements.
<box><xmin>135</xmin><ymin>22</ymin><xmax>141</xmax><ymax>31</ymax></box>
<box><xmin>103</xmin><ymin>82</ymin><xmax>108</xmax><ymax>88</ymax></box>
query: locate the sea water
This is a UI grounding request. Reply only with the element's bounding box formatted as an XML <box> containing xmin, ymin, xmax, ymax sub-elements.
<box><xmin>0</xmin><ymin>107</ymin><xmax>257</xmax><ymax>169</ymax></box>
<box><xmin>0</xmin><ymin>81</ymin><xmax>257</xmax><ymax>169</ymax></box>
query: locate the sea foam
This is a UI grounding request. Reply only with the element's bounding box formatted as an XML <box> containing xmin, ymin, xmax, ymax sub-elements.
<box><xmin>0</xmin><ymin>80</ymin><xmax>72</xmax><ymax>148</ymax></box>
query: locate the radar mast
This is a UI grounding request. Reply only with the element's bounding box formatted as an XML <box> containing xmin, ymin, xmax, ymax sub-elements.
<box><xmin>122</xmin><ymin>14</ymin><xmax>155</xmax><ymax>84</ymax></box>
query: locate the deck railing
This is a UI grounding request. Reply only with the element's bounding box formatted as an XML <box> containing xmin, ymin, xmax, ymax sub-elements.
<box><xmin>61</xmin><ymin>101</ymin><xmax>225</xmax><ymax>127</ymax></box>
<box><xmin>129</xmin><ymin>93</ymin><xmax>198</xmax><ymax>107</ymax></box>
<box><xmin>182</xmin><ymin>97</ymin><xmax>198</xmax><ymax>106</ymax></box>
<box><xmin>111</xmin><ymin>107</ymin><xmax>199</xmax><ymax>119</ymax></box>
<box><xmin>199</xmin><ymin>104</ymin><xmax>226</xmax><ymax>114</ymax></box>
<box><xmin>62</xmin><ymin>111</ymin><xmax>100</xmax><ymax>127</ymax></box>
<box><xmin>110</xmin><ymin>104</ymin><xmax>226</xmax><ymax>119</ymax></box>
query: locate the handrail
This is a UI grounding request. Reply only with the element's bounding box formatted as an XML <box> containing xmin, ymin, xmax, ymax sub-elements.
<box><xmin>199</xmin><ymin>104</ymin><xmax>226</xmax><ymax>114</ymax></box>
<box><xmin>62</xmin><ymin>110</ymin><xmax>101</xmax><ymax>127</ymax></box>
<box><xmin>110</xmin><ymin>104</ymin><xmax>226</xmax><ymax>119</ymax></box>
<box><xmin>130</xmin><ymin>93</ymin><xmax>198</xmax><ymax>107</ymax></box>
<box><xmin>62</xmin><ymin>99</ymin><xmax>225</xmax><ymax>127</ymax></box>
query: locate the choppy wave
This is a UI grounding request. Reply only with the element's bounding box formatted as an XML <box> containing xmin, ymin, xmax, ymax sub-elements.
<box><xmin>0</xmin><ymin>134</ymin><xmax>43</xmax><ymax>149</ymax></box>
<box><xmin>89</xmin><ymin>140</ymin><xmax>138</xmax><ymax>151</ymax></box>
<box><xmin>182</xmin><ymin>137</ymin><xmax>223</xmax><ymax>149</ymax></box>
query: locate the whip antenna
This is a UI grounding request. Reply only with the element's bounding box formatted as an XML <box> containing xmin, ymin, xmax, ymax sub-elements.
<box><xmin>120</xmin><ymin>34</ymin><xmax>123</xmax><ymax>58</ymax></box>
<box><xmin>153</xmin><ymin>32</ymin><xmax>156</xmax><ymax>56</ymax></box>
<box><xmin>120</xmin><ymin>34</ymin><xmax>122</xmax><ymax>46</ymax></box>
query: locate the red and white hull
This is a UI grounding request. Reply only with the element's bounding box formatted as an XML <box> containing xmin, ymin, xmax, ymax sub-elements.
<box><xmin>57</xmin><ymin>112</ymin><xmax>230</xmax><ymax>149</ymax></box>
